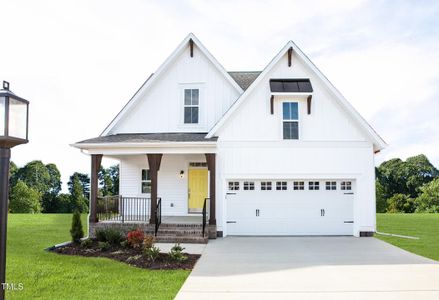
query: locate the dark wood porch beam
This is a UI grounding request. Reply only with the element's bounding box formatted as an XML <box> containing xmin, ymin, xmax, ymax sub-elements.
<box><xmin>270</xmin><ymin>95</ymin><xmax>274</xmax><ymax>114</ymax></box>
<box><xmin>89</xmin><ymin>154</ymin><xmax>103</xmax><ymax>223</ymax></box>
<box><xmin>147</xmin><ymin>154</ymin><xmax>163</xmax><ymax>224</ymax></box>
<box><xmin>288</xmin><ymin>47</ymin><xmax>293</xmax><ymax>67</ymax></box>
<box><xmin>189</xmin><ymin>39</ymin><xmax>194</xmax><ymax>57</ymax></box>
<box><xmin>205</xmin><ymin>153</ymin><xmax>216</xmax><ymax>226</ymax></box>
<box><xmin>307</xmin><ymin>95</ymin><xmax>312</xmax><ymax>115</ymax></box>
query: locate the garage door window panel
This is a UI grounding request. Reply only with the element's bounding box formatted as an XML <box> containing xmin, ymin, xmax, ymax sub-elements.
<box><xmin>341</xmin><ymin>181</ymin><xmax>352</xmax><ymax>190</ymax></box>
<box><xmin>309</xmin><ymin>181</ymin><xmax>319</xmax><ymax>190</ymax></box>
<box><xmin>243</xmin><ymin>181</ymin><xmax>255</xmax><ymax>190</ymax></box>
<box><xmin>228</xmin><ymin>181</ymin><xmax>240</xmax><ymax>191</ymax></box>
<box><xmin>325</xmin><ymin>181</ymin><xmax>337</xmax><ymax>190</ymax></box>
<box><xmin>276</xmin><ymin>181</ymin><xmax>287</xmax><ymax>190</ymax></box>
<box><xmin>293</xmin><ymin>181</ymin><xmax>304</xmax><ymax>190</ymax></box>
<box><xmin>261</xmin><ymin>181</ymin><xmax>272</xmax><ymax>190</ymax></box>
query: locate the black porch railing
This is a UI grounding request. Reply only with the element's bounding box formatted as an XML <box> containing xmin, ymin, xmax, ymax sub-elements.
<box><xmin>202</xmin><ymin>198</ymin><xmax>209</xmax><ymax>237</ymax></box>
<box><xmin>97</xmin><ymin>196</ymin><xmax>150</xmax><ymax>223</ymax></box>
<box><xmin>154</xmin><ymin>198</ymin><xmax>162</xmax><ymax>236</ymax></box>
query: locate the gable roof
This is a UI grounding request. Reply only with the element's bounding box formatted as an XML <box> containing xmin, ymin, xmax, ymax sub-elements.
<box><xmin>228</xmin><ymin>71</ymin><xmax>261</xmax><ymax>90</ymax></box>
<box><xmin>207</xmin><ymin>41</ymin><xmax>387</xmax><ymax>151</ymax></box>
<box><xmin>101</xmin><ymin>33</ymin><xmax>244</xmax><ymax>136</ymax></box>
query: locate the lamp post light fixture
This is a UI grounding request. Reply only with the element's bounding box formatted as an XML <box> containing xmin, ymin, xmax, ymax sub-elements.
<box><xmin>0</xmin><ymin>81</ymin><xmax>29</xmax><ymax>300</ymax></box>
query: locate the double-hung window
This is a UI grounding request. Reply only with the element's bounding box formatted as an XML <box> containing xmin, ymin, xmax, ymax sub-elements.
<box><xmin>184</xmin><ymin>89</ymin><xmax>199</xmax><ymax>124</ymax></box>
<box><xmin>283</xmin><ymin>102</ymin><xmax>299</xmax><ymax>139</ymax></box>
<box><xmin>141</xmin><ymin>169</ymin><xmax>151</xmax><ymax>194</ymax></box>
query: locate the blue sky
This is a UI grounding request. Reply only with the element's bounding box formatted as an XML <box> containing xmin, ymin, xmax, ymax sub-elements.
<box><xmin>1</xmin><ymin>0</ymin><xmax>438</xmax><ymax>189</ymax></box>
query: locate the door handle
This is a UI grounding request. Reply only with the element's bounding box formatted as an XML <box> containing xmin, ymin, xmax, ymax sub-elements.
<box><xmin>321</xmin><ymin>209</ymin><xmax>325</xmax><ymax>216</ymax></box>
<box><xmin>256</xmin><ymin>209</ymin><xmax>260</xmax><ymax>217</ymax></box>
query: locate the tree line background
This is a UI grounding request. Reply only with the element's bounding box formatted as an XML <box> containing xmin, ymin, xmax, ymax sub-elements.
<box><xmin>376</xmin><ymin>154</ymin><xmax>439</xmax><ymax>213</ymax></box>
<box><xmin>8</xmin><ymin>160</ymin><xmax>119</xmax><ymax>214</ymax></box>
<box><xmin>6</xmin><ymin>153</ymin><xmax>439</xmax><ymax>214</ymax></box>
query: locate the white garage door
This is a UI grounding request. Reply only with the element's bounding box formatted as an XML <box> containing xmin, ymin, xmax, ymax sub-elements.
<box><xmin>226</xmin><ymin>180</ymin><xmax>354</xmax><ymax>236</ymax></box>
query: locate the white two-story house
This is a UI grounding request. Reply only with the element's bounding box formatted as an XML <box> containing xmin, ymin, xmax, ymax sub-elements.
<box><xmin>73</xmin><ymin>33</ymin><xmax>386</xmax><ymax>241</ymax></box>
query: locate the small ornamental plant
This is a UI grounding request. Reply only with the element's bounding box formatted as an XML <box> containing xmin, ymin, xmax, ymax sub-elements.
<box><xmin>144</xmin><ymin>246</ymin><xmax>160</xmax><ymax>262</ymax></box>
<box><xmin>70</xmin><ymin>210</ymin><xmax>84</xmax><ymax>243</ymax></box>
<box><xmin>127</xmin><ymin>228</ymin><xmax>144</xmax><ymax>248</ymax></box>
<box><xmin>143</xmin><ymin>235</ymin><xmax>155</xmax><ymax>249</ymax></box>
<box><xmin>169</xmin><ymin>243</ymin><xmax>187</xmax><ymax>262</ymax></box>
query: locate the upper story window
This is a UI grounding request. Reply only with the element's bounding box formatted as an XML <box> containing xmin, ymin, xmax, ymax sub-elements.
<box><xmin>141</xmin><ymin>169</ymin><xmax>151</xmax><ymax>194</ymax></box>
<box><xmin>184</xmin><ymin>89</ymin><xmax>199</xmax><ymax>124</ymax></box>
<box><xmin>283</xmin><ymin>102</ymin><xmax>299</xmax><ymax>139</ymax></box>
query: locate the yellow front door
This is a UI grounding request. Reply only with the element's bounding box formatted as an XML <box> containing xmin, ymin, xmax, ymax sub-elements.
<box><xmin>188</xmin><ymin>169</ymin><xmax>208</xmax><ymax>213</ymax></box>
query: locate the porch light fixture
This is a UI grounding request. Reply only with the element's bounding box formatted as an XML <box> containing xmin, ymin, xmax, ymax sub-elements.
<box><xmin>179</xmin><ymin>170</ymin><xmax>185</xmax><ymax>178</ymax></box>
<box><xmin>0</xmin><ymin>81</ymin><xmax>29</xmax><ymax>300</ymax></box>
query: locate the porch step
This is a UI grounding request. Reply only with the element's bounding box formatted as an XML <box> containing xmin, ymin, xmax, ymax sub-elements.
<box><xmin>155</xmin><ymin>223</ymin><xmax>208</xmax><ymax>244</ymax></box>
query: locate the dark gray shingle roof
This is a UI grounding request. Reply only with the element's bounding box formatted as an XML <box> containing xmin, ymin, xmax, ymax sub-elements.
<box><xmin>228</xmin><ymin>71</ymin><xmax>261</xmax><ymax>91</ymax></box>
<box><xmin>77</xmin><ymin>133</ymin><xmax>217</xmax><ymax>144</ymax></box>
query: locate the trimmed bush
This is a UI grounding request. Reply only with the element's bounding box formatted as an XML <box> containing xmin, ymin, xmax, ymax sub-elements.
<box><xmin>95</xmin><ymin>228</ymin><xmax>124</xmax><ymax>245</ymax></box>
<box><xmin>98</xmin><ymin>241</ymin><xmax>110</xmax><ymax>251</ymax></box>
<box><xmin>70</xmin><ymin>211</ymin><xmax>84</xmax><ymax>243</ymax></box>
<box><xmin>80</xmin><ymin>238</ymin><xmax>93</xmax><ymax>248</ymax></box>
<box><xmin>127</xmin><ymin>229</ymin><xmax>144</xmax><ymax>249</ymax></box>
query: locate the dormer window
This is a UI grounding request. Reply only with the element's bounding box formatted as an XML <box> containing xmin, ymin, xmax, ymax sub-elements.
<box><xmin>184</xmin><ymin>89</ymin><xmax>199</xmax><ymax>124</ymax></box>
<box><xmin>283</xmin><ymin>102</ymin><xmax>299</xmax><ymax>139</ymax></box>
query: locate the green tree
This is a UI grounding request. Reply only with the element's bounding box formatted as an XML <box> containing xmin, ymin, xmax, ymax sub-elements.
<box><xmin>68</xmin><ymin>172</ymin><xmax>90</xmax><ymax>199</ymax></box>
<box><xmin>15</xmin><ymin>160</ymin><xmax>51</xmax><ymax>194</ymax></box>
<box><xmin>9</xmin><ymin>180</ymin><xmax>42</xmax><ymax>213</ymax></box>
<box><xmin>376</xmin><ymin>179</ymin><xmax>387</xmax><ymax>213</ymax></box>
<box><xmin>70</xmin><ymin>174</ymin><xmax>88</xmax><ymax>213</ymax></box>
<box><xmin>415</xmin><ymin>178</ymin><xmax>439</xmax><ymax>213</ymax></box>
<box><xmin>42</xmin><ymin>164</ymin><xmax>62</xmax><ymax>212</ymax></box>
<box><xmin>405</xmin><ymin>155</ymin><xmax>439</xmax><ymax>197</ymax></box>
<box><xmin>99</xmin><ymin>166</ymin><xmax>114</xmax><ymax>196</ymax></box>
<box><xmin>387</xmin><ymin>193</ymin><xmax>415</xmax><ymax>213</ymax></box>
<box><xmin>56</xmin><ymin>193</ymin><xmax>74</xmax><ymax>213</ymax></box>
<box><xmin>70</xmin><ymin>210</ymin><xmax>84</xmax><ymax>243</ymax></box>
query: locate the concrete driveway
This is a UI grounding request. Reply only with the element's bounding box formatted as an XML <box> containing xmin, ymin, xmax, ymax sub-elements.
<box><xmin>176</xmin><ymin>237</ymin><xmax>439</xmax><ymax>300</ymax></box>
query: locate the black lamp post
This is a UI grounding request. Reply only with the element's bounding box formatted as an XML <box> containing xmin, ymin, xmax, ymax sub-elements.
<box><xmin>0</xmin><ymin>81</ymin><xmax>29</xmax><ymax>300</ymax></box>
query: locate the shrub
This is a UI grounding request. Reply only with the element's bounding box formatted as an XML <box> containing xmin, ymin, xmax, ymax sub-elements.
<box><xmin>80</xmin><ymin>238</ymin><xmax>93</xmax><ymax>248</ymax></box>
<box><xmin>169</xmin><ymin>243</ymin><xmax>187</xmax><ymax>262</ymax></box>
<box><xmin>387</xmin><ymin>194</ymin><xmax>415</xmax><ymax>213</ymax></box>
<box><xmin>144</xmin><ymin>246</ymin><xmax>160</xmax><ymax>262</ymax></box>
<box><xmin>143</xmin><ymin>235</ymin><xmax>155</xmax><ymax>249</ymax></box>
<box><xmin>98</xmin><ymin>241</ymin><xmax>110</xmax><ymax>251</ymax></box>
<box><xmin>120</xmin><ymin>240</ymin><xmax>129</xmax><ymax>248</ymax></box>
<box><xmin>94</xmin><ymin>228</ymin><xmax>124</xmax><ymax>245</ymax></box>
<box><xmin>70</xmin><ymin>211</ymin><xmax>84</xmax><ymax>243</ymax></box>
<box><xmin>127</xmin><ymin>229</ymin><xmax>144</xmax><ymax>248</ymax></box>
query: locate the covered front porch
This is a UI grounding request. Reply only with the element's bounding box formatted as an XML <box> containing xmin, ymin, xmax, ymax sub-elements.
<box><xmin>73</xmin><ymin>133</ymin><xmax>218</xmax><ymax>240</ymax></box>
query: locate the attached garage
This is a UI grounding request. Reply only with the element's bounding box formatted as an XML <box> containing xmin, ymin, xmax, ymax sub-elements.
<box><xmin>226</xmin><ymin>180</ymin><xmax>354</xmax><ymax>236</ymax></box>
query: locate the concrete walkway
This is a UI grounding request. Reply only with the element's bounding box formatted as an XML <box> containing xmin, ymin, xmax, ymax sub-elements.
<box><xmin>176</xmin><ymin>237</ymin><xmax>439</xmax><ymax>300</ymax></box>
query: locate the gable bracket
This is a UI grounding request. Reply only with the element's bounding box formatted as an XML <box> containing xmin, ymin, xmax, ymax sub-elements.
<box><xmin>270</xmin><ymin>95</ymin><xmax>274</xmax><ymax>114</ymax></box>
<box><xmin>307</xmin><ymin>95</ymin><xmax>312</xmax><ymax>114</ymax></box>
<box><xmin>189</xmin><ymin>39</ymin><xmax>194</xmax><ymax>57</ymax></box>
<box><xmin>288</xmin><ymin>47</ymin><xmax>293</xmax><ymax>67</ymax></box>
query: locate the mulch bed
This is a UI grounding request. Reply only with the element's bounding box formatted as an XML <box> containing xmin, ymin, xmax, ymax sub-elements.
<box><xmin>50</xmin><ymin>240</ymin><xmax>200</xmax><ymax>270</ymax></box>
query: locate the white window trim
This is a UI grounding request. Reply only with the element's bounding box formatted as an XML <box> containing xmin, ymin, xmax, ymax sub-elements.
<box><xmin>280</xmin><ymin>100</ymin><xmax>301</xmax><ymax>140</ymax></box>
<box><xmin>179</xmin><ymin>83</ymin><xmax>206</xmax><ymax>129</ymax></box>
<box><xmin>140</xmin><ymin>168</ymin><xmax>151</xmax><ymax>195</ymax></box>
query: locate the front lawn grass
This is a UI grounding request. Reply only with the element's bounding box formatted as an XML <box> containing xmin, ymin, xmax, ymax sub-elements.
<box><xmin>6</xmin><ymin>214</ymin><xmax>190</xmax><ymax>300</ymax></box>
<box><xmin>376</xmin><ymin>213</ymin><xmax>439</xmax><ymax>261</ymax></box>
